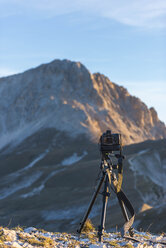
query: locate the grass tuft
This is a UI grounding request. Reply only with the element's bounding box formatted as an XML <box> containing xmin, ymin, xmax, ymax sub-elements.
<box><xmin>38</xmin><ymin>236</ymin><xmax>54</xmax><ymax>247</ymax></box>
<box><xmin>82</xmin><ymin>219</ymin><xmax>95</xmax><ymax>233</ymax></box>
<box><xmin>17</xmin><ymin>233</ymin><xmax>43</xmax><ymax>246</ymax></box>
<box><xmin>108</xmin><ymin>240</ymin><xmax>121</xmax><ymax>247</ymax></box>
<box><xmin>123</xmin><ymin>243</ymin><xmax>134</xmax><ymax>248</ymax></box>
<box><xmin>12</xmin><ymin>226</ymin><xmax>24</xmax><ymax>232</ymax></box>
<box><xmin>0</xmin><ymin>229</ymin><xmax>13</xmax><ymax>242</ymax></box>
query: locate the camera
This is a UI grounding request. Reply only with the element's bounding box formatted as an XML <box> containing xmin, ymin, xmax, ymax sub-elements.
<box><xmin>99</xmin><ymin>130</ymin><xmax>122</xmax><ymax>153</ymax></box>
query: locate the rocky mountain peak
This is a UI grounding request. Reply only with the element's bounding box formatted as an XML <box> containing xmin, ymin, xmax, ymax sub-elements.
<box><xmin>0</xmin><ymin>59</ymin><xmax>165</xmax><ymax>149</ymax></box>
<box><xmin>38</xmin><ymin>59</ymin><xmax>92</xmax><ymax>87</ymax></box>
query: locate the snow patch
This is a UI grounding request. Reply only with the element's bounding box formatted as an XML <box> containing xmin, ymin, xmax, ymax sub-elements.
<box><xmin>0</xmin><ymin>149</ymin><xmax>49</xmax><ymax>185</ymax></box>
<box><xmin>21</xmin><ymin>149</ymin><xmax>49</xmax><ymax>171</ymax></box>
<box><xmin>128</xmin><ymin>149</ymin><xmax>166</xmax><ymax>204</ymax></box>
<box><xmin>129</xmin><ymin>149</ymin><xmax>166</xmax><ymax>189</ymax></box>
<box><xmin>0</xmin><ymin>172</ymin><xmax>42</xmax><ymax>200</ymax></box>
<box><xmin>137</xmin><ymin>149</ymin><xmax>150</xmax><ymax>155</ymax></box>
<box><xmin>24</xmin><ymin>227</ymin><xmax>37</xmax><ymax>233</ymax></box>
<box><xmin>61</xmin><ymin>151</ymin><xmax>87</xmax><ymax>166</ymax></box>
<box><xmin>20</xmin><ymin>168</ymin><xmax>65</xmax><ymax>198</ymax></box>
<box><xmin>20</xmin><ymin>185</ymin><xmax>44</xmax><ymax>198</ymax></box>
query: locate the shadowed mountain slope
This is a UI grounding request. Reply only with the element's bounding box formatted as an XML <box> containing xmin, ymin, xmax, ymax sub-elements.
<box><xmin>0</xmin><ymin>128</ymin><xmax>165</xmax><ymax>234</ymax></box>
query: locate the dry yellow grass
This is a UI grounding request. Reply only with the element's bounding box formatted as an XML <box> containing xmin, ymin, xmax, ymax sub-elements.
<box><xmin>82</xmin><ymin>219</ymin><xmax>95</xmax><ymax>233</ymax></box>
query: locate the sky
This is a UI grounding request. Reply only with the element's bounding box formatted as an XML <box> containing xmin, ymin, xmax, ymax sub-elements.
<box><xmin>0</xmin><ymin>0</ymin><xmax>166</xmax><ymax>123</ymax></box>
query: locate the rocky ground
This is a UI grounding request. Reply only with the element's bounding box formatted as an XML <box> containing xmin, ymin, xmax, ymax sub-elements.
<box><xmin>0</xmin><ymin>226</ymin><xmax>165</xmax><ymax>248</ymax></box>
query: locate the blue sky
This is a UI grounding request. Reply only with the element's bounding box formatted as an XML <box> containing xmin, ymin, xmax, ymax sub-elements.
<box><xmin>0</xmin><ymin>0</ymin><xmax>166</xmax><ymax>123</ymax></box>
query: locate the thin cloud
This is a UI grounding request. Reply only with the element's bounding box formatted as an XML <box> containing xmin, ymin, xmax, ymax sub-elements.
<box><xmin>101</xmin><ymin>0</ymin><xmax>166</xmax><ymax>28</ymax></box>
<box><xmin>0</xmin><ymin>0</ymin><xmax>166</xmax><ymax>28</ymax></box>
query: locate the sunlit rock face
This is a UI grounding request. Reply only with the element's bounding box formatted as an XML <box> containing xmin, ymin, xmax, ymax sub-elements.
<box><xmin>0</xmin><ymin>59</ymin><xmax>165</xmax><ymax>148</ymax></box>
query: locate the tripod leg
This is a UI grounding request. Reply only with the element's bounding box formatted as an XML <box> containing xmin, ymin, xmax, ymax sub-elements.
<box><xmin>98</xmin><ymin>175</ymin><xmax>110</xmax><ymax>242</ymax></box>
<box><xmin>77</xmin><ymin>172</ymin><xmax>105</xmax><ymax>234</ymax></box>
<box><xmin>116</xmin><ymin>191</ymin><xmax>135</xmax><ymax>237</ymax></box>
<box><xmin>118</xmin><ymin>198</ymin><xmax>129</xmax><ymax>222</ymax></box>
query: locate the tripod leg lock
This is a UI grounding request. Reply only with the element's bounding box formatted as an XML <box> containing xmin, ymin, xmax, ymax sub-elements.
<box><xmin>102</xmin><ymin>191</ymin><xmax>110</xmax><ymax>197</ymax></box>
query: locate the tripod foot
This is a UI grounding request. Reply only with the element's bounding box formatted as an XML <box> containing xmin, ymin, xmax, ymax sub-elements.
<box><xmin>98</xmin><ymin>226</ymin><xmax>104</xmax><ymax>242</ymax></box>
<box><xmin>121</xmin><ymin>227</ymin><xmax>135</xmax><ymax>237</ymax></box>
<box><xmin>129</xmin><ymin>227</ymin><xmax>134</xmax><ymax>237</ymax></box>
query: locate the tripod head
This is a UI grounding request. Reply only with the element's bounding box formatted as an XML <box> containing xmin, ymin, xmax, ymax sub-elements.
<box><xmin>99</xmin><ymin>130</ymin><xmax>122</xmax><ymax>154</ymax></box>
<box><xmin>99</xmin><ymin>130</ymin><xmax>124</xmax><ymax>176</ymax></box>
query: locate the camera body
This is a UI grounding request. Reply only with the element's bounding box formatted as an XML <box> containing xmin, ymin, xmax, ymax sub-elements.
<box><xmin>100</xmin><ymin>130</ymin><xmax>122</xmax><ymax>153</ymax></box>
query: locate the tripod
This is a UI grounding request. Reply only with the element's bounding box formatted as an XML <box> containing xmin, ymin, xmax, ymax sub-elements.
<box><xmin>77</xmin><ymin>152</ymin><xmax>135</xmax><ymax>242</ymax></box>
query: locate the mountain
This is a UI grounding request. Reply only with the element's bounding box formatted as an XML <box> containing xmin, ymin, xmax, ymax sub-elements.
<box><xmin>0</xmin><ymin>59</ymin><xmax>165</xmax><ymax>152</ymax></box>
<box><xmin>0</xmin><ymin>59</ymin><xmax>165</xmax><ymax>234</ymax></box>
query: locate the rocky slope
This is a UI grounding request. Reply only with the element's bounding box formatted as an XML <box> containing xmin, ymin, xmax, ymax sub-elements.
<box><xmin>0</xmin><ymin>59</ymin><xmax>165</xmax><ymax>149</ymax></box>
<box><xmin>0</xmin><ymin>226</ymin><xmax>166</xmax><ymax>248</ymax></box>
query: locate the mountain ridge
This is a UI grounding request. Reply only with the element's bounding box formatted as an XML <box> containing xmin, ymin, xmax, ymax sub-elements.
<box><xmin>0</xmin><ymin>59</ymin><xmax>165</xmax><ymax>149</ymax></box>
